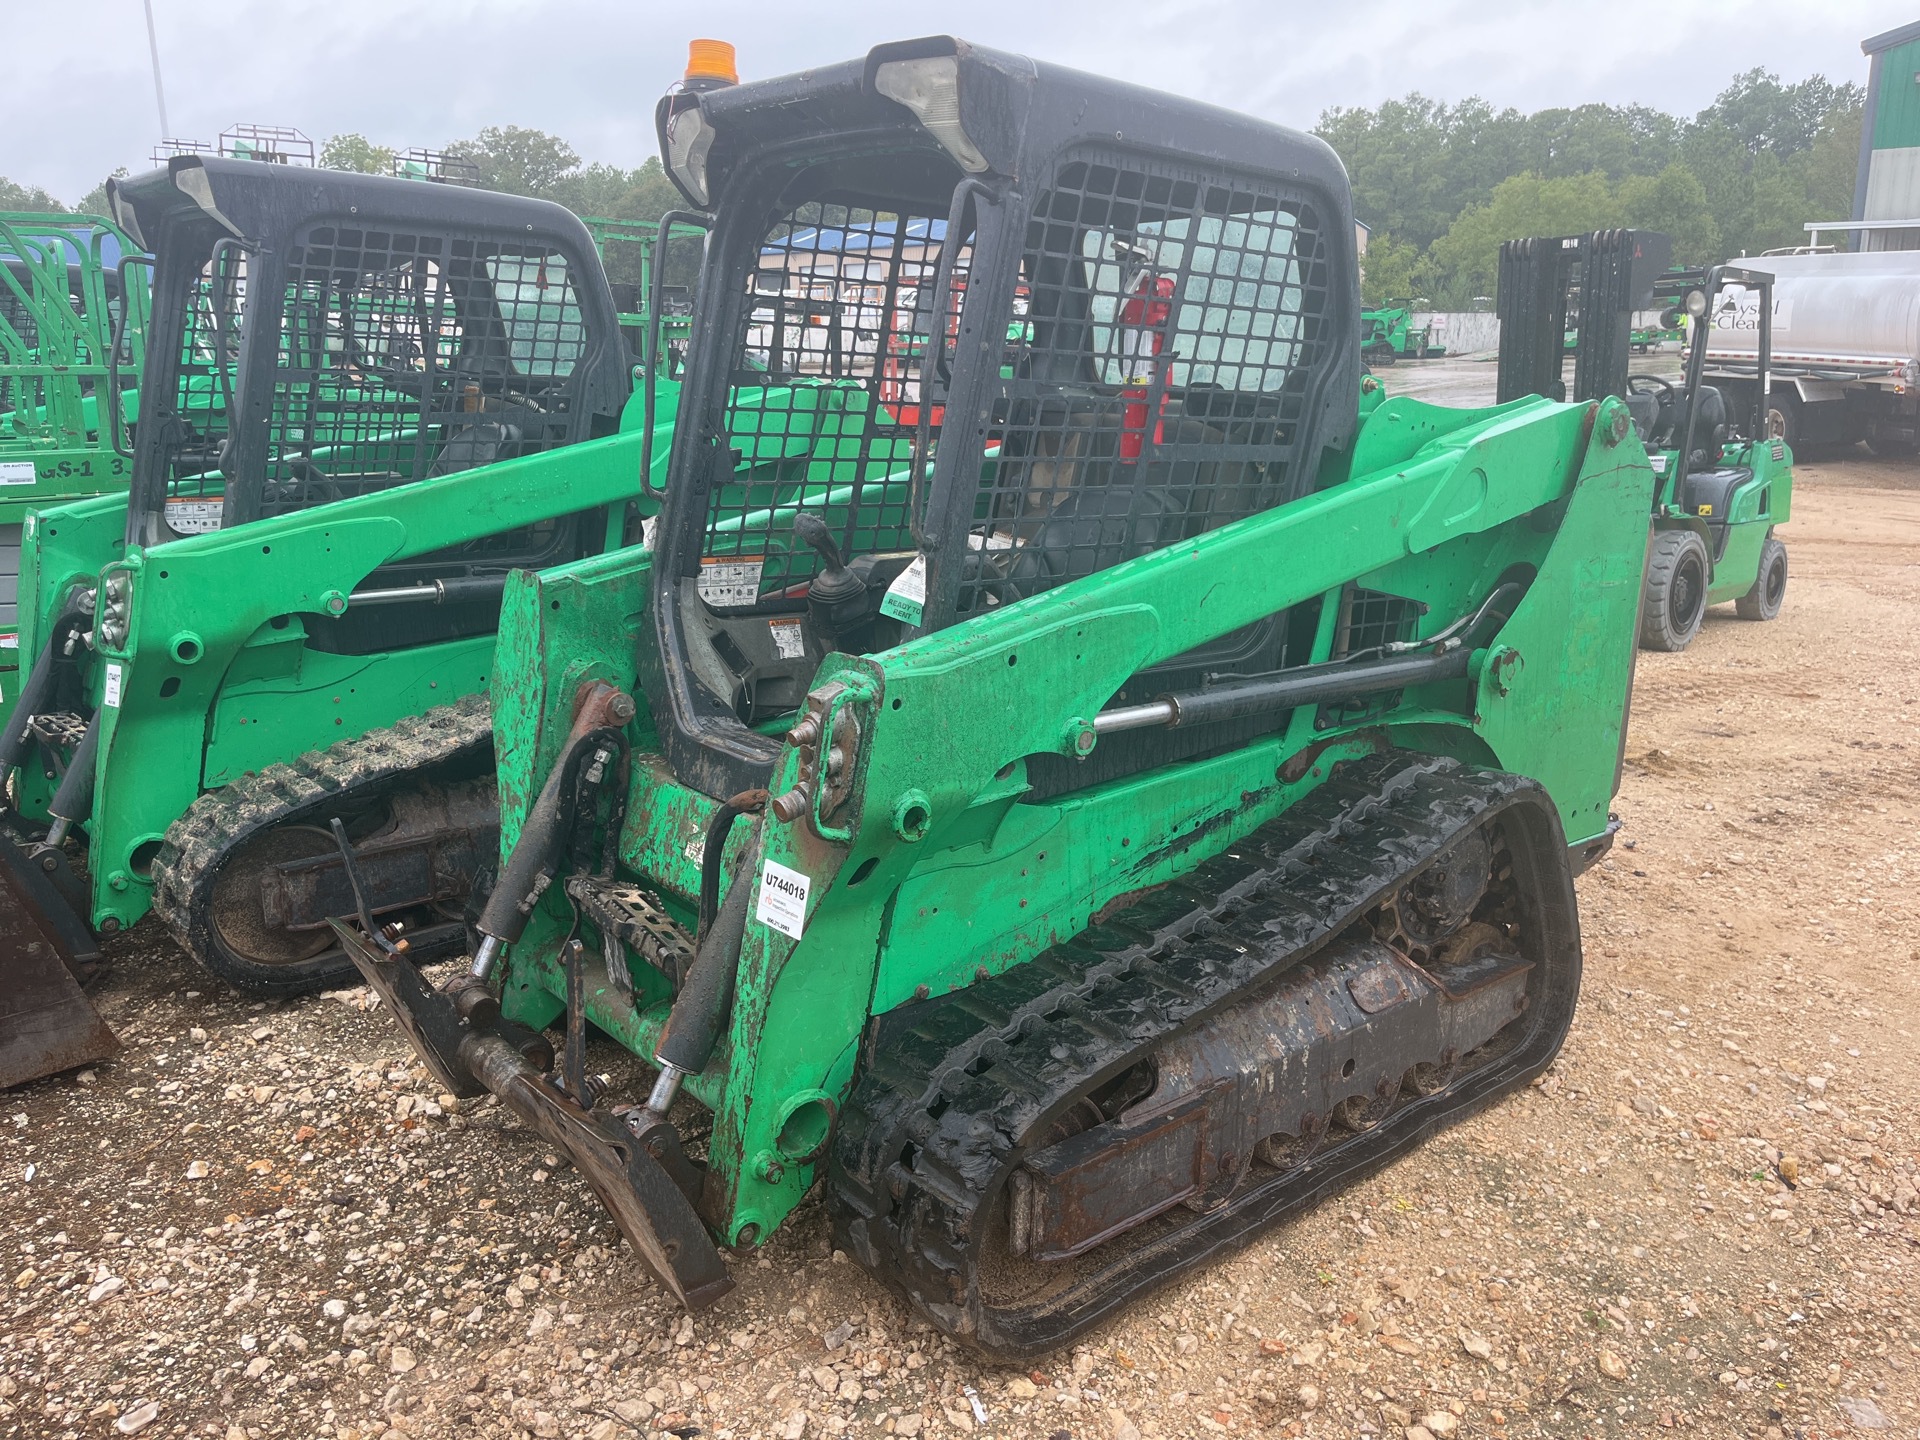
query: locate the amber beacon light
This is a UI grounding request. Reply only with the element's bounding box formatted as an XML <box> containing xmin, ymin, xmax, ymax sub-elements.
<box><xmin>685</xmin><ymin>39</ymin><xmax>739</xmax><ymax>87</ymax></box>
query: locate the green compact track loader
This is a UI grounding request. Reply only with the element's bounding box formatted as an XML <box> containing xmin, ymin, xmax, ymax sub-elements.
<box><xmin>0</xmin><ymin>156</ymin><xmax>700</xmax><ymax>1086</ymax></box>
<box><xmin>342</xmin><ymin>36</ymin><xmax>1657</xmax><ymax>1357</ymax></box>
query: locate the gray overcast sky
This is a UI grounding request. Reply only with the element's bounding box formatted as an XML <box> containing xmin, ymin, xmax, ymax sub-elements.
<box><xmin>4</xmin><ymin>1</ymin><xmax>1913</xmax><ymax>204</ymax></box>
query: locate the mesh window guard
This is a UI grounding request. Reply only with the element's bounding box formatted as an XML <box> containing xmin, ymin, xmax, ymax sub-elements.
<box><xmin>954</xmin><ymin>153</ymin><xmax>1329</xmax><ymax>617</ymax></box>
<box><xmin>690</xmin><ymin>160</ymin><xmax>1329</xmax><ymax>630</ymax></box>
<box><xmin>159</xmin><ymin>225</ymin><xmax>591</xmax><ymax>534</ymax></box>
<box><xmin>155</xmin><ymin>246</ymin><xmax>247</xmax><ymax>534</ymax></box>
<box><xmin>697</xmin><ymin>204</ymin><xmax>965</xmax><ymax>605</ymax></box>
<box><xmin>255</xmin><ymin>227</ymin><xmax>585</xmax><ymax>519</ymax></box>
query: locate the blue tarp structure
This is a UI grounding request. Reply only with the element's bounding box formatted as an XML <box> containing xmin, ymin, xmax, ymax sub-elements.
<box><xmin>762</xmin><ymin>216</ymin><xmax>946</xmax><ymax>258</ymax></box>
<box><xmin>0</xmin><ymin>222</ymin><xmax>130</xmax><ymax>269</ymax></box>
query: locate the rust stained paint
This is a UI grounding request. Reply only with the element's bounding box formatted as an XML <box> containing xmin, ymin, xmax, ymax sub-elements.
<box><xmin>1346</xmin><ymin>960</ymin><xmax>1416</xmax><ymax>1015</ymax></box>
<box><xmin>1121</xmin><ymin>781</ymin><xmax>1279</xmax><ymax>886</ymax></box>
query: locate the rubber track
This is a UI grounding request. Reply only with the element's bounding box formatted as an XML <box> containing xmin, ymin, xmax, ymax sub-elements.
<box><xmin>150</xmin><ymin>695</ymin><xmax>494</xmax><ymax>991</ymax></box>
<box><xmin>829</xmin><ymin>751</ymin><xmax>1577</xmax><ymax>1358</ymax></box>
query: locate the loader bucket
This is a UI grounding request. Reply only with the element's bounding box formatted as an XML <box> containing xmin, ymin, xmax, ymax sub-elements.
<box><xmin>0</xmin><ymin>837</ymin><xmax>119</xmax><ymax>1089</ymax></box>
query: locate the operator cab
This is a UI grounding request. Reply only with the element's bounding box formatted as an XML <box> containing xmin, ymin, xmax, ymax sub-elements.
<box><xmin>108</xmin><ymin>159</ymin><xmax>628</xmax><ymax>541</ymax></box>
<box><xmin>646</xmin><ymin>37</ymin><xmax>1359</xmax><ymax>798</ymax></box>
<box><xmin>1624</xmin><ymin>376</ymin><xmax>1726</xmax><ymax>459</ymax></box>
<box><xmin>105</xmin><ymin>156</ymin><xmax>631</xmax><ymax>647</ymax></box>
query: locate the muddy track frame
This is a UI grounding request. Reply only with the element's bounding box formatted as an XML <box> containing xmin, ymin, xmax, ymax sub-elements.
<box><xmin>830</xmin><ymin>751</ymin><xmax>1583</xmax><ymax>1359</ymax></box>
<box><xmin>151</xmin><ymin>695</ymin><xmax>495</xmax><ymax>996</ymax></box>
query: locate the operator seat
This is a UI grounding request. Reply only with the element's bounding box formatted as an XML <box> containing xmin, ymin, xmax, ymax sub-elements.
<box><xmin>1681</xmin><ymin>385</ymin><xmax>1730</xmax><ymax>473</ymax></box>
<box><xmin>428</xmin><ymin>418</ymin><xmax>521</xmax><ymax>478</ymax></box>
<box><xmin>1624</xmin><ymin>392</ymin><xmax>1662</xmax><ymax>446</ymax></box>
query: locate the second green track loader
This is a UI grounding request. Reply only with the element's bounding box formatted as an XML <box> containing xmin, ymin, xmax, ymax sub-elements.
<box><xmin>0</xmin><ymin>157</ymin><xmax>688</xmax><ymax>1084</ymax></box>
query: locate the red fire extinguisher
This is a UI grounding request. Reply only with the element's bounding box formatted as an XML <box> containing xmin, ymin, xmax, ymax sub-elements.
<box><xmin>1117</xmin><ymin>262</ymin><xmax>1175</xmax><ymax>462</ymax></box>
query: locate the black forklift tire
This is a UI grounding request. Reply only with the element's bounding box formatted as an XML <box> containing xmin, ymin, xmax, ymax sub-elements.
<box><xmin>1640</xmin><ymin>528</ymin><xmax>1710</xmax><ymax>652</ymax></box>
<box><xmin>1735</xmin><ymin>536</ymin><xmax>1788</xmax><ymax>621</ymax></box>
<box><xmin>1765</xmin><ymin>391</ymin><xmax>1800</xmax><ymax>449</ymax></box>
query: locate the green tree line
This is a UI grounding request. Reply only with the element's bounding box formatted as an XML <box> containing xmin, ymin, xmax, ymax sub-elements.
<box><xmin>317</xmin><ymin>128</ymin><xmax>683</xmax><ymax>228</ymax></box>
<box><xmin>317</xmin><ymin>128</ymin><xmax>688</xmax><ymax>290</ymax></box>
<box><xmin>1</xmin><ymin>172</ymin><xmax>120</xmax><ymax>217</ymax></box>
<box><xmin>1328</xmin><ymin>68</ymin><xmax>1863</xmax><ymax>307</ymax></box>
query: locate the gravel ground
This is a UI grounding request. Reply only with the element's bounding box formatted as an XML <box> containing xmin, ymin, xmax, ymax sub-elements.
<box><xmin>5</xmin><ymin>450</ymin><xmax>1919</xmax><ymax>1440</ymax></box>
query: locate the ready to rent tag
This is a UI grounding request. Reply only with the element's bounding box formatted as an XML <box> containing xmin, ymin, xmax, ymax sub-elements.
<box><xmin>755</xmin><ymin>858</ymin><xmax>810</xmax><ymax>940</ymax></box>
<box><xmin>879</xmin><ymin>553</ymin><xmax>927</xmax><ymax>627</ymax></box>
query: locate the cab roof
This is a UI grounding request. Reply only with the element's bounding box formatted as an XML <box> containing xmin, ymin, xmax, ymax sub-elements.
<box><xmin>109</xmin><ymin>155</ymin><xmax>598</xmax><ymax>259</ymax></box>
<box><xmin>658</xmin><ymin>35</ymin><xmax>1352</xmax><ymax>222</ymax></box>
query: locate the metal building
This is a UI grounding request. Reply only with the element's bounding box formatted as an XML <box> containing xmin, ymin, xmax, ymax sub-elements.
<box><xmin>1843</xmin><ymin>21</ymin><xmax>1920</xmax><ymax>251</ymax></box>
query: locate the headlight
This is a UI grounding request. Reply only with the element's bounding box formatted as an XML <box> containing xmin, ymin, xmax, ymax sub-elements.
<box><xmin>874</xmin><ymin>55</ymin><xmax>990</xmax><ymax>174</ymax></box>
<box><xmin>665</xmin><ymin>104</ymin><xmax>717</xmax><ymax>208</ymax></box>
<box><xmin>1684</xmin><ymin>287</ymin><xmax>1709</xmax><ymax>319</ymax></box>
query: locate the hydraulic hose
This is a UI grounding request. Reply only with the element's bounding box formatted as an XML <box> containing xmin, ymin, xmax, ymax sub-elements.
<box><xmin>472</xmin><ymin>725</ymin><xmax>625</xmax><ymax>972</ymax></box>
<box><xmin>0</xmin><ymin>586</ymin><xmax>97</xmax><ymax>786</ymax></box>
<box><xmin>0</xmin><ymin>643</ymin><xmax>58</xmax><ymax>783</ymax></box>
<box><xmin>470</xmin><ymin>682</ymin><xmax>634</xmax><ymax>980</ymax></box>
<box><xmin>698</xmin><ymin>789</ymin><xmax>768</xmax><ymax>941</ymax></box>
<box><xmin>44</xmin><ymin>714</ymin><xmax>102</xmax><ymax>847</ymax></box>
<box><xmin>655</xmin><ymin>831</ymin><xmax>760</xmax><ymax>1081</ymax></box>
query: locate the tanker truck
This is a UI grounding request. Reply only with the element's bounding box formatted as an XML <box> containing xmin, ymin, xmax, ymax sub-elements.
<box><xmin>1696</xmin><ymin>249</ymin><xmax>1920</xmax><ymax>455</ymax></box>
